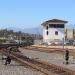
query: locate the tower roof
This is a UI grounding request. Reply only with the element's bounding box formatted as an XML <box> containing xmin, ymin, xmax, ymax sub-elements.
<box><xmin>41</xmin><ymin>19</ymin><xmax>68</xmax><ymax>26</ymax></box>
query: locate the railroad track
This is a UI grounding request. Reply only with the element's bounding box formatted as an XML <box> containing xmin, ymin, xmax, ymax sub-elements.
<box><xmin>24</xmin><ymin>46</ymin><xmax>64</xmax><ymax>53</ymax></box>
<box><xmin>1</xmin><ymin>49</ymin><xmax>75</xmax><ymax>75</ymax></box>
<box><xmin>24</xmin><ymin>46</ymin><xmax>75</xmax><ymax>56</ymax></box>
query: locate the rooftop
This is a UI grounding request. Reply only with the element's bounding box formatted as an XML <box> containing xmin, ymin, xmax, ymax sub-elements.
<box><xmin>41</xmin><ymin>19</ymin><xmax>68</xmax><ymax>26</ymax></box>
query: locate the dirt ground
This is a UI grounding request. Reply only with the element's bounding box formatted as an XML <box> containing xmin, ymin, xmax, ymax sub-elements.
<box><xmin>19</xmin><ymin>47</ymin><xmax>75</xmax><ymax>71</ymax></box>
<box><xmin>0</xmin><ymin>53</ymin><xmax>45</xmax><ymax>75</ymax></box>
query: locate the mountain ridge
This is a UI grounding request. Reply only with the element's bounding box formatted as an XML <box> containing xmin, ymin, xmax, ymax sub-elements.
<box><xmin>7</xmin><ymin>26</ymin><xmax>43</xmax><ymax>35</ymax></box>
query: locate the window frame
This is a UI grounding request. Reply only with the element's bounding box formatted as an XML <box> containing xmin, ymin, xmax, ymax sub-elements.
<box><xmin>46</xmin><ymin>31</ymin><xmax>49</xmax><ymax>35</ymax></box>
<box><xmin>49</xmin><ymin>24</ymin><xmax>64</xmax><ymax>28</ymax></box>
<box><xmin>55</xmin><ymin>31</ymin><xmax>58</xmax><ymax>35</ymax></box>
<box><xmin>46</xmin><ymin>26</ymin><xmax>48</xmax><ymax>30</ymax></box>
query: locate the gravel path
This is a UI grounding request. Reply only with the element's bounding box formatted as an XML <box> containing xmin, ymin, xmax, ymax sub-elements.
<box><xmin>0</xmin><ymin>53</ymin><xmax>45</xmax><ymax>75</ymax></box>
<box><xmin>19</xmin><ymin>48</ymin><xmax>75</xmax><ymax>71</ymax></box>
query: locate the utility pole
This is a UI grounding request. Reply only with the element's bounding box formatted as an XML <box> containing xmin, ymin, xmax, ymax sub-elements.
<box><xmin>63</xmin><ymin>37</ymin><xmax>65</xmax><ymax>64</ymax></box>
<box><xmin>63</xmin><ymin>38</ymin><xmax>64</xmax><ymax>50</ymax></box>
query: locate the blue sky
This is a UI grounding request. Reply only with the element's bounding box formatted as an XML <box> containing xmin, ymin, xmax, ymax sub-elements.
<box><xmin>0</xmin><ymin>0</ymin><xmax>75</xmax><ymax>29</ymax></box>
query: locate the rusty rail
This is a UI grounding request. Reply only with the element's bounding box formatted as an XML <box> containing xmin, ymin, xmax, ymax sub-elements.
<box><xmin>24</xmin><ymin>46</ymin><xmax>75</xmax><ymax>56</ymax></box>
<box><xmin>24</xmin><ymin>46</ymin><xmax>64</xmax><ymax>53</ymax></box>
<box><xmin>1</xmin><ymin>49</ymin><xmax>75</xmax><ymax>75</ymax></box>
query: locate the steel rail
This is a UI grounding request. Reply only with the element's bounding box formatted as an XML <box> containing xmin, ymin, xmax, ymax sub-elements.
<box><xmin>1</xmin><ymin>50</ymin><xmax>75</xmax><ymax>75</ymax></box>
<box><xmin>24</xmin><ymin>46</ymin><xmax>74</xmax><ymax>55</ymax></box>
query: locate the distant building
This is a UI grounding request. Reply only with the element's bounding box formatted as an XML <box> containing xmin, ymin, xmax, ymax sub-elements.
<box><xmin>41</xmin><ymin>19</ymin><xmax>68</xmax><ymax>44</ymax></box>
<box><xmin>65</xmin><ymin>29</ymin><xmax>73</xmax><ymax>40</ymax></box>
<box><xmin>65</xmin><ymin>29</ymin><xmax>75</xmax><ymax>41</ymax></box>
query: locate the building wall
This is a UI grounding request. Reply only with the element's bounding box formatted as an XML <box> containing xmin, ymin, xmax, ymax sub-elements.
<box><xmin>65</xmin><ymin>29</ymin><xmax>74</xmax><ymax>40</ymax></box>
<box><xmin>66</xmin><ymin>29</ymin><xmax>73</xmax><ymax>40</ymax></box>
<box><xmin>43</xmin><ymin>28</ymin><xmax>75</xmax><ymax>43</ymax></box>
<box><xmin>43</xmin><ymin>27</ymin><xmax>64</xmax><ymax>43</ymax></box>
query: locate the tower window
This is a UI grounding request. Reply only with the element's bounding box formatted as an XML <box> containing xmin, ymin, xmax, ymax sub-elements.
<box><xmin>46</xmin><ymin>26</ymin><xmax>48</xmax><ymax>30</ymax></box>
<box><xmin>55</xmin><ymin>31</ymin><xmax>58</xmax><ymax>35</ymax></box>
<box><xmin>46</xmin><ymin>31</ymin><xmax>48</xmax><ymax>35</ymax></box>
<box><xmin>49</xmin><ymin>24</ymin><xmax>64</xmax><ymax>28</ymax></box>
